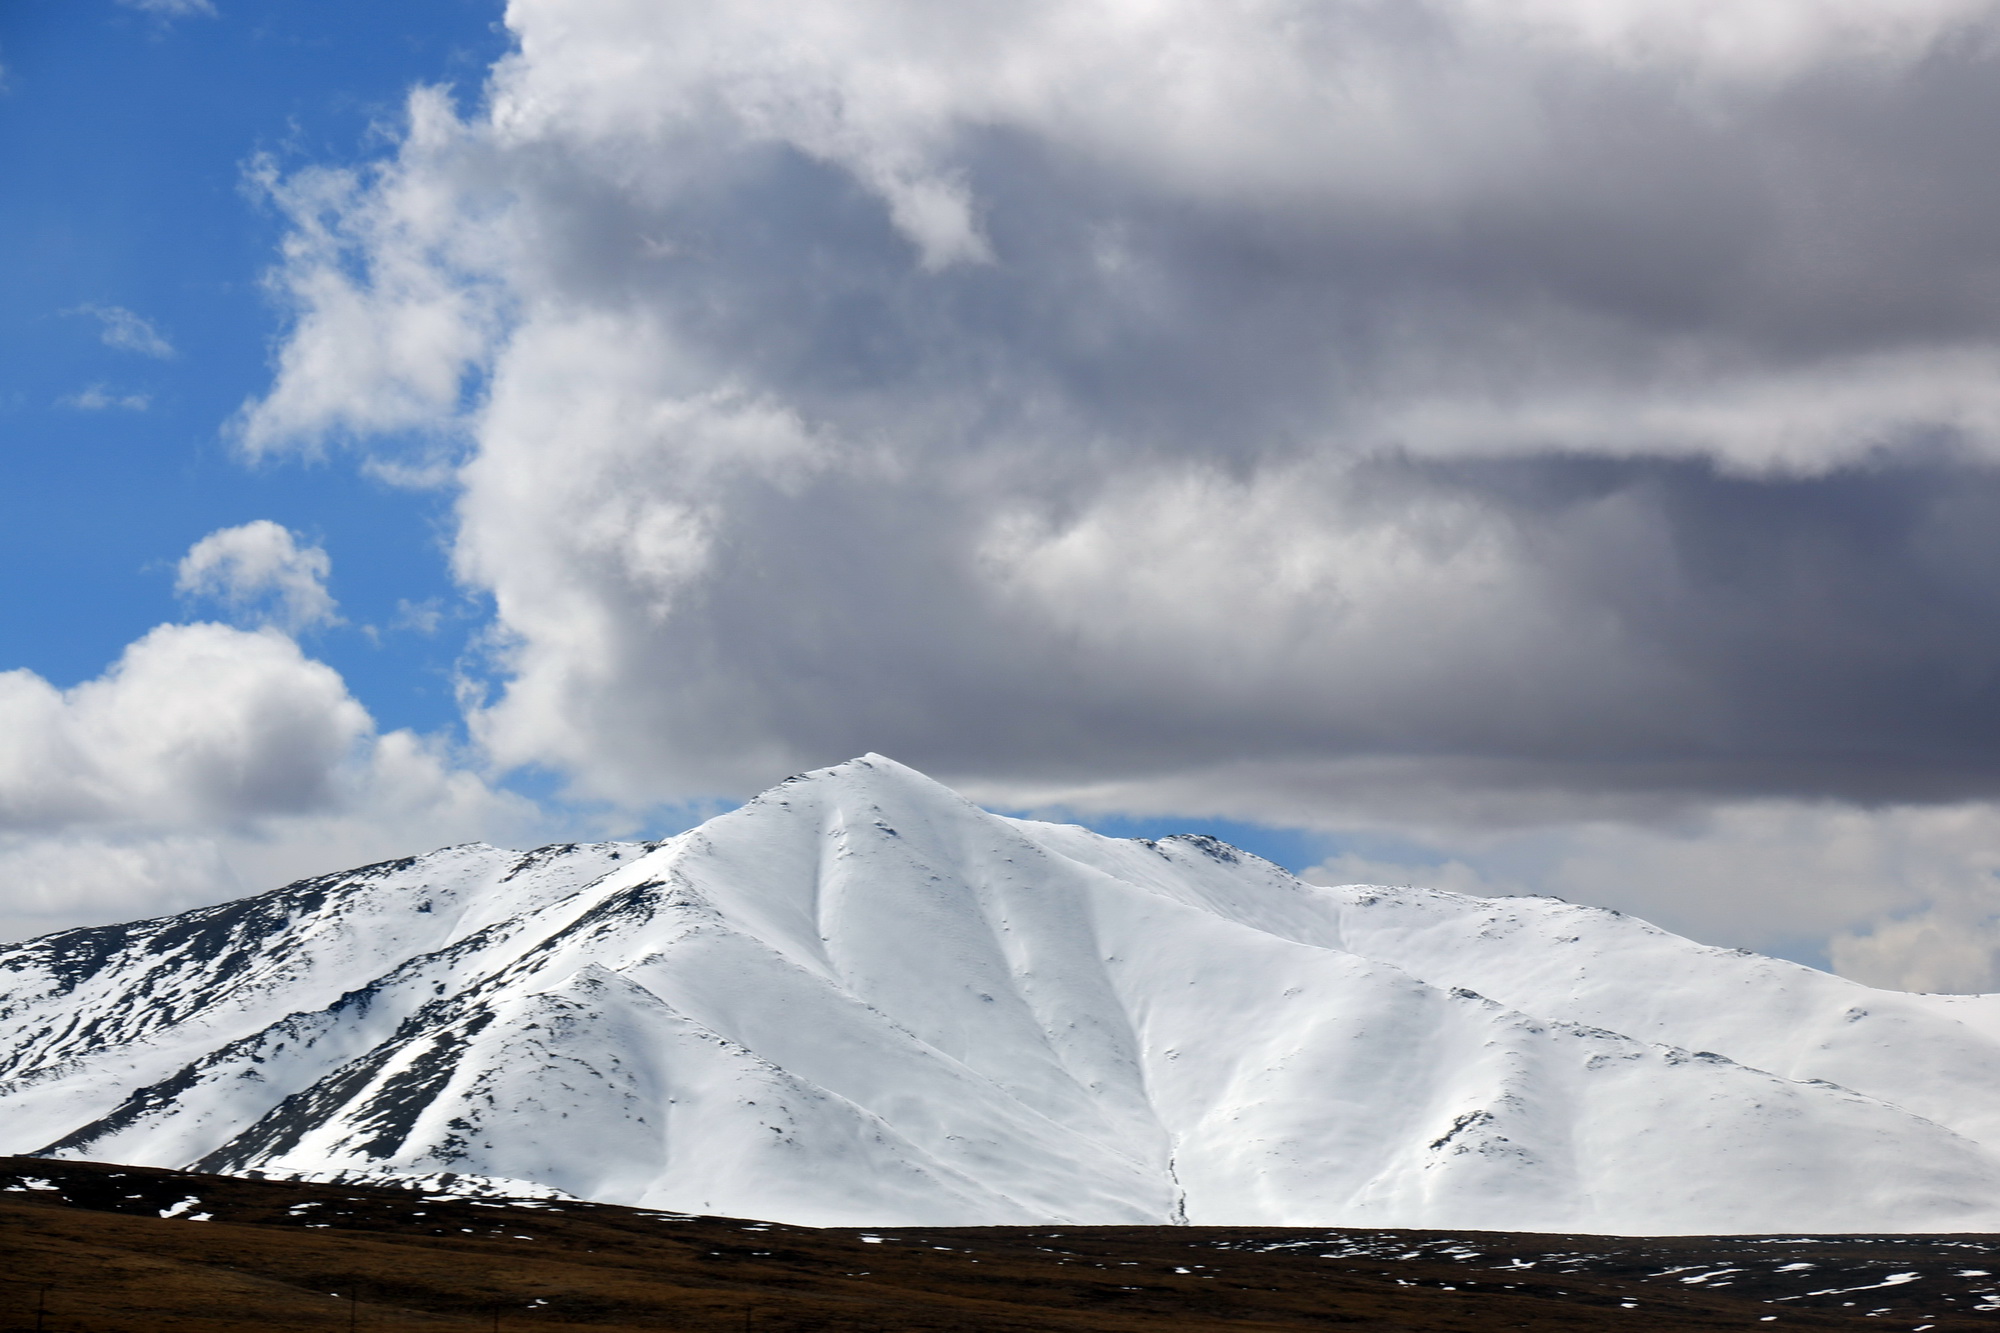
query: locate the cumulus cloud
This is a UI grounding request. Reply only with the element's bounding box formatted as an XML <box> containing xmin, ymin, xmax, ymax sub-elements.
<box><xmin>234</xmin><ymin>0</ymin><xmax>2000</xmax><ymax>983</ymax></box>
<box><xmin>0</xmin><ymin>623</ymin><xmax>366</xmax><ymax>829</ymax></box>
<box><xmin>0</xmin><ymin>621</ymin><xmax>532</xmax><ymax>944</ymax></box>
<box><xmin>176</xmin><ymin>520</ymin><xmax>339</xmax><ymax>631</ymax></box>
<box><xmin>77</xmin><ymin>304</ymin><xmax>175</xmax><ymax>359</ymax></box>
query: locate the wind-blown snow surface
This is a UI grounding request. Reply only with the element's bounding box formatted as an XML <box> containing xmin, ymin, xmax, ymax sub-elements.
<box><xmin>6</xmin><ymin>756</ymin><xmax>2000</xmax><ymax>1233</ymax></box>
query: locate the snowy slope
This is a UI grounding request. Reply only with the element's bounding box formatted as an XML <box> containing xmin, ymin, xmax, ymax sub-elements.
<box><xmin>5</xmin><ymin>755</ymin><xmax>2000</xmax><ymax>1232</ymax></box>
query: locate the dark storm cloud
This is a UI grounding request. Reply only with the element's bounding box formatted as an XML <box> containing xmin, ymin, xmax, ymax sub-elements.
<box><xmin>514</xmin><ymin>444</ymin><xmax>2000</xmax><ymax>809</ymax></box>
<box><xmin>1419</xmin><ymin>454</ymin><xmax>2000</xmax><ymax>799</ymax></box>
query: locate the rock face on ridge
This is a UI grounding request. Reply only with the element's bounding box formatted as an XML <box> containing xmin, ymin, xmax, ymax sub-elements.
<box><xmin>6</xmin><ymin>754</ymin><xmax>2000</xmax><ymax>1232</ymax></box>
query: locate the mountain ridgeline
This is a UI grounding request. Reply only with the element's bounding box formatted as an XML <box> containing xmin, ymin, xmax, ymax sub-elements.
<box><xmin>5</xmin><ymin>755</ymin><xmax>2000</xmax><ymax>1233</ymax></box>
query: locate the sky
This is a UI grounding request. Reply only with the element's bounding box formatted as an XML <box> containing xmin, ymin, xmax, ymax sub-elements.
<box><xmin>10</xmin><ymin>1</ymin><xmax>2000</xmax><ymax>991</ymax></box>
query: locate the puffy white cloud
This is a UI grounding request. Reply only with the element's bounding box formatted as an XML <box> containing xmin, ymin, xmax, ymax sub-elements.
<box><xmin>0</xmin><ymin>623</ymin><xmax>365</xmax><ymax>829</ymax></box>
<box><xmin>0</xmin><ymin>622</ymin><xmax>533</xmax><ymax>945</ymax></box>
<box><xmin>233</xmin><ymin>107</ymin><xmax>504</xmax><ymax>460</ymax></box>
<box><xmin>235</xmin><ymin>0</ymin><xmax>2000</xmax><ymax>982</ymax></box>
<box><xmin>176</xmin><ymin>520</ymin><xmax>339</xmax><ymax>631</ymax></box>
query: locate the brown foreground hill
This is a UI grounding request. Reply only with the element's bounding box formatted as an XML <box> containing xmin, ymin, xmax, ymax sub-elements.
<box><xmin>3</xmin><ymin>1156</ymin><xmax>1992</xmax><ymax>1331</ymax></box>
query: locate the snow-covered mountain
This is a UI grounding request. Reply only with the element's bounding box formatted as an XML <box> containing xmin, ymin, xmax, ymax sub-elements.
<box><xmin>6</xmin><ymin>755</ymin><xmax>2000</xmax><ymax>1233</ymax></box>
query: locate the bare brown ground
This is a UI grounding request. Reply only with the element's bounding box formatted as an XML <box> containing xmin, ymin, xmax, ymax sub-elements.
<box><xmin>1</xmin><ymin>1157</ymin><xmax>1985</xmax><ymax>1331</ymax></box>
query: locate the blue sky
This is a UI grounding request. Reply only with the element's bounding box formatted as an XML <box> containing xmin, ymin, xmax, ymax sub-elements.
<box><xmin>0</xmin><ymin>0</ymin><xmax>495</xmax><ymax>727</ymax></box>
<box><xmin>11</xmin><ymin>0</ymin><xmax>2000</xmax><ymax>990</ymax></box>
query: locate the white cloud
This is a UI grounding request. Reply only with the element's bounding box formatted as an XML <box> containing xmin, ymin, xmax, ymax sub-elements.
<box><xmin>176</xmin><ymin>520</ymin><xmax>339</xmax><ymax>632</ymax></box>
<box><xmin>233</xmin><ymin>109</ymin><xmax>502</xmax><ymax>457</ymax></box>
<box><xmin>241</xmin><ymin>1</ymin><xmax>2000</xmax><ymax>473</ymax></box>
<box><xmin>3</xmin><ymin>622</ymin><xmax>389</xmax><ymax>828</ymax></box>
<box><xmin>62</xmin><ymin>385</ymin><xmax>150</xmax><ymax>412</ymax></box>
<box><xmin>78</xmin><ymin>304</ymin><xmax>175</xmax><ymax>359</ymax></box>
<box><xmin>0</xmin><ymin>622</ymin><xmax>534</xmax><ymax>944</ymax></box>
<box><xmin>235</xmin><ymin>0</ymin><xmax>2000</xmax><ymax>986</ymax></box>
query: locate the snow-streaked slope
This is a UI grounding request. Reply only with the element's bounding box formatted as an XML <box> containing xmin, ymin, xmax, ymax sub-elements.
<box><xmin>1284</xmin><ymin>880</ymin><xmax>2000</xmax><ymax>1146</ymax></box>
<box><xmin>0</xmin><ymin>841</ymin><xmax>635</xmax><ymax>1150</ymax></box>
<box><xmin>5</xmin><ymin>756</ymin><xmax>2000</xmax><ymax>1232</ymax></box>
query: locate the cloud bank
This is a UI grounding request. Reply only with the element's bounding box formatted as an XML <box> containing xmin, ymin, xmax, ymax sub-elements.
<box><xmin>224</xmin><ymin>0</ymin><xmax>2000</xmax><ymax>984</ymax></box>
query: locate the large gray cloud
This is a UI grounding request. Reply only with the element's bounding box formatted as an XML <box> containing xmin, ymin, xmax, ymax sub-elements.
<box><xmin>239</xmin><ymin>0</ymin><xmax>2000</xmax><ymax>981</ymax></box>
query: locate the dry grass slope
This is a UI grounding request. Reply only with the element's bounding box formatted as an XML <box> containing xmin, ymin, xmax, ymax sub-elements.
<box><xmin>3</xmin><ymin>1158</ymin><xmax>1992</xmax><ymax>1331</ymax></box>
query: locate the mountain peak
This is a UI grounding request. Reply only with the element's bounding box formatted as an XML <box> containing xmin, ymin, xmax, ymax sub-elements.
<box><xmin>750</xmin><ymin>752</ymin><xmax>983</xmax><ymax>811</ymax></box>
<box><xmin>7</xmin><ymin>767</ymin><xmax>2000</xmax><ymax>1233</ymax></box>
